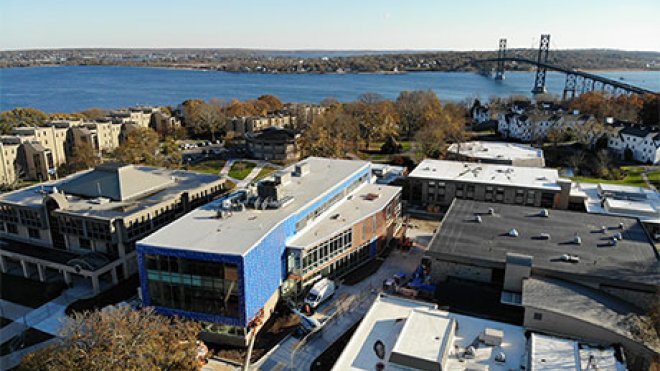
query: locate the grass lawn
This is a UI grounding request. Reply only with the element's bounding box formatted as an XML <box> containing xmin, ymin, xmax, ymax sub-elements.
<box><xmin>254</xmin><ymin>166</ymin><xmax>277</xmax><ymax>181</ymax></box>
<box><xmin>187</xmin><ymin>159</ymin><xmax>225</xmax><ymax>175</ymax></box>
<box><xmin>570</xmin><ymin>166</ymin><xmax>651</xmax><ymax>188</ymax></box>
<box><xmin>0</xmin><ymin>274</ymin><xmax>66</xmax><ymax>308</ymax></box>
<box><xmin>228</xmin><ymin>161</ymin><xmax>256</xmax><ymax>180</ymax></box>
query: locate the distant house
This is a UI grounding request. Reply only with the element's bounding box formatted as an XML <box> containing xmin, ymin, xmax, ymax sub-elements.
<box><xmin>606</xmin><ymin>119</ymin><xmax>660</xmax><ymax>164</ymax></box>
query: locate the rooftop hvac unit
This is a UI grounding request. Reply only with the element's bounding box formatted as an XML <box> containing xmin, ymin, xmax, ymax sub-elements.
<box><xmin>488</xmin><ymin>207</ymin><xmax>495</xmax><ymax>215</ymax></box>
<box><xmin>507</xmin><ymin>228</ymin><xmax>519</xmax><ymax>237</ymax></box>
<box><xmin>538</xmin><ymin>233</ymin><xmax>551</xmax><ymax>240</ymax></box>
<box><xmin>475</xmin><ymin>215</ymin><xmax>482</xmax><ymax>223</ymax></box>
<box><xmin>619</xmin><ymin>222</ymin><xmax>625</xmax><ymax>230</ymax></box>
<box><xmin>601</xmin><ymin>226</ymin><xmax>607</xmax><ymax>233</ymax></box>
<box><xmin>539</xmin><ymin>209</ymin><xmax>549</xmax><ymax>217</ymax></box>
<box><xmin>573</xmin><ymin>235</ymin><xmax>582</xmax><ymax>245</ymax></box>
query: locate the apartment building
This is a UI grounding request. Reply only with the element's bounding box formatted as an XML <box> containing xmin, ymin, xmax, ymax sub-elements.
<box><xmin>498</xmin><ymin>111</ymin><xmax>596</xmax><ymax>143</ymax></box>
<box><xmin>227</xmin><ymin>114</ymin><xmax>297</xmax><ymax>135</ymax></box>
<box><xmin>0</xmin><ymin>137</ymin><xmax>21</xmax><ymax>186</ymax></box>
<box><xmin>0</xmin><ymin>163</ymin><xmax>225</xmax><ymax>294</ymax></box>
<box><xmin>110</xmin><ymin>106</ymin><xmax>160</xmax><ymax>128</ymax></box>
<box><xmin>70</xmin><ymin>121</ymin><xmax>123</xmax><ymax>154</ymax></box>
<box><xmin>137</xmin><ymin>158</ymin><xmax>402</xmax><ymax>345</ymax></box>
<box><xmin>245</xmin><ymin>127</ymin><xmax>300</xmax><ymax>161</ymax></box>
<box><xmin>10</xmin><ymin>125</ymin><xmax>69</xmax><ymax>181</ymax></box>
<box><xmin>407</xmin><ymin>159</ymin><xmax>572</xmax><ymax>211</ymax></box>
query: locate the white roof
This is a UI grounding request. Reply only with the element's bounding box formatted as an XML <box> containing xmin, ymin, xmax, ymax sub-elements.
<box><xmin>139</xmin><ymin>158</ymin><xmax>370</xmax><ymax>256</ymax></box>
<box><xmin>287</xmin><ymin>183</ymin><xmax>400</xmax><ymax>248</ymax></box>
<box><xmin>448</xmin><ymin>141</ymin><xmax>544</xmax><ymax>161</ymax></box>
<box><xmin>390</xmin><ymin>309</ymin><xmax>454</xmax><ymax>368</ymax></box>
<box><xmin>574</xmin><ymin>182</ymin><xmax>660</xmax><ymax>224</ymax></box>
<box><xmin>530</xmin><ymin>333</ymin><xmax>626</xmax><ymax>371</ymax></box>
<box><xmin>408</xmin><ymin>159</ymin><xmax>563</xmax><ymax>191</ymax></box>
<box><xmin>333</xmin><ymin>294</ymin><xmax>526</xmax><ymax>371</ymax></box>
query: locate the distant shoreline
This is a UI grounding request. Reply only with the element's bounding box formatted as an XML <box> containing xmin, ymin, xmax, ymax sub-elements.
<box><xmin>1</xmin><ymin>63</ymin><xmax>656</xmax><ymax>74</ymax></box>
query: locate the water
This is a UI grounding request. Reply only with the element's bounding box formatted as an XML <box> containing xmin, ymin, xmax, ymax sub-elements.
<box><xmin>1</xmin><ymin>66</ymin><xmax>658</xmax><ymax>112</ymax></box>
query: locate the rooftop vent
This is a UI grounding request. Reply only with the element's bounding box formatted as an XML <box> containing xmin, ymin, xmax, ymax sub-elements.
<box><xmin>364</xmin><ymin>193</ymin><xmax>380</xmax><ymax>201</ymax></box>
<box><xmin>539</xmin><ymin>209</ymin><xmax>549</xmax><ymax>217</ymax></box>
<box><xmin>619</xmin><ymin>222</ymin><xmax>624</xmax><ymax>230</ymax></box>
<box><xmin>601</xmin><ymin>226</ymin><xmax>608</xmax><ymax>233</ymax></box>
<box><xmin>561</xmin><ymin>254</ymin><xmax>580</xmax><ymax>263</ymax></box>
<box><xmin>538</xmin><ymin>233</ymin><xmax>551</xmax><ymax>240</ymax></box>
<box><xmin>507</xmin><ymin>228</ymin><xmax>519</xmax><ymax>237</ymax></box>
<box><xmin>294</xmin><ymin>162</ymin><xmax>310</xmax><ymax>177</ymax></box>
<box><xmin>616</xmin><ymin>232</ymin><xmax>623</xmax><ymax>240</ymax></box>
<box><xmin>573</xmin><ymin>235</ymin><xmax>582</xmax><ymax>245</ymax></box>
<box><xmin>475</xmin><ymin>215</ymin><xmax>482</xmax><ymax>223</ymax></box>
<box><xmin>488</xmin><ymin>207</ymin><xmax>495</xmax><ymax>215</ymax></box>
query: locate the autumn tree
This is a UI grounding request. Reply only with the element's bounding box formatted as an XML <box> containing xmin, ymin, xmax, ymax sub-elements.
<box><xmin>301</xmin><ymin>106</ymin><xmax>359</xmax><ymax>158</ymax></box>
<box><xmin>114</xmin><ymin>127</ymin><xmax>161</xmax><ymax>165</ymax></box>
<box><xmin>349</xmin><ymin>92</ymin><xmax>399</xmax><ymax>150</ymax></box>
<box><xmin>639</xmin><ymin>94</ymin><xmax>659</xmax><ymax>126</ymax></box>
<box><xmin>0</xmin><ymin>107</ymin><xmax>49</xmax><ymax>134</ymax></box>
<box><xmin>19</xmin><ymin>306</ymin><xmax>203</xmax><ymax>371</ymax></box>
<box><xmin>160</xmin><ymin>137</ymin><xmax>183</xmax><ymax>168</ymax></box>
<box><xmin>67</xmin><ymin>143</ymin><xmax>100</xmax><ymax>173</ymax></box>
<box><xmin>78</xmin><ymin>108</ymin><xmax>109</xmax><ymax>121</ymax></box>
<box><xmin>414</xmin><ymin>102</ymin><xmax>466</xmax><ymax>159</ymax></box>
<box><xmin>395</xmin><ymin>90</ymin><xmax>443</xmax><ymax>137</ymax></box>
<box><xmin>187</xmin><ymin>99</ymin><xmax>226</xmax><ymax>141</ymax></box>
<box><xmin>257</xmin><ymin>94</ymin><xmax>284</xmax><ymax>112</ymax></box>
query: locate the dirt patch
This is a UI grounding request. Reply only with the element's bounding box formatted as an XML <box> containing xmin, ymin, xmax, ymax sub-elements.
<box><xmin>212</xmin><ymin>311</ymin><xmax>299</xmax><ymax>364</ymax></box>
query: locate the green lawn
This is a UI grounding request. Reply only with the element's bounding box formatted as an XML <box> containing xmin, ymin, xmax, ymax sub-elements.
<box><xmin>228</xmin><ymin>161</ymin><xmax>256</xmax><ymax>180</ymax></box>
<box><xmin>188</xmin><ymin>159</ymin><xmax>225</xmax><ymax>175</ymax></box>
<box><xmin>570</xmin><ymin>166</ymin><xmax>654</xmax><ymax>188</ymax></box>
<box><xmin>255</xmin><ymin>166</ymin><xmax>277</xmax><ymax>181</ymax></box>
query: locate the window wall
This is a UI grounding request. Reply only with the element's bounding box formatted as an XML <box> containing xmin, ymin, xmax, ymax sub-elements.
<box><xmin>145</xmin><ymin>254</ymin><xmax>240</xmax><ymax>319</ymax></box>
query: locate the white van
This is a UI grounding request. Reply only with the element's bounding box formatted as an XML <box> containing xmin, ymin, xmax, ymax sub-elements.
<box><xmin>304</xmin><ymin>278</ymin><xmax>336</xmax><ymax>309</ymax></box>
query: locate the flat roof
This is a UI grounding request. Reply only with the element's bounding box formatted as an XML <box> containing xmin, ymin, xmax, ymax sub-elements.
<box><xmin>139</xmin><ymin>157</ymin><xmax>370</xmax><ymax>256</ymax></box>
<box><xmin>287</xmin><ymin>183</ymin><xmax>400</xmax><ymax>248</ymax></box>
<box><xmin>408</xmin><ymin>159</ymin><xmax>562</xmax><ymax>191</ymax></box>
<box><xmin>523</xmin><ymin>278</ymin><xmax>660</xmax><ymax>354</ymax></box>
<box><xmin>333</xmin><ymin>294</ymin><xmax>526</xmax><ymax>371</ymax></box>
<box><xmin>529</xmin><ymin>333</ymin><xmax>626</xmax><ymax>371</ymax></box>
<box><xmin>573</xmin><ymin>183</ymin><xmax>660</xmax><ymax>224</ymax></box>
<box><xmin>0</xmin><ymin>166</ymin><xmax>223</xmax><ymax>220</ymax></box>
<box><xmin>448</xmin><ymin>141</ymin><xmax>544</xmax><ymax>161</ymax></box>
<box><xmin>390</xmin><ymin>309</ymin><xmax>453</xmax><ymax>367</ymax></box>
<box><xmin>429</xmin><ymin>199</ymin><xmax>659</xmax><ymax>286</ymax></box>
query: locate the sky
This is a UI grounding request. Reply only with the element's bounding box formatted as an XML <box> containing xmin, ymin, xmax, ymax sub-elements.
<box><xmin>1</xmin><ymin>0</ymin><xmax>659</xmax><ymax>51</ymax></box>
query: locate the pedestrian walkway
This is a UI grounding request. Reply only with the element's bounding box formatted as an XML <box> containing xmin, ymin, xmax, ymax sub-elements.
<box><xmin>0</xmin><ymin>300</ymin><xmax>32</xmax><ymax>321</ymax></box>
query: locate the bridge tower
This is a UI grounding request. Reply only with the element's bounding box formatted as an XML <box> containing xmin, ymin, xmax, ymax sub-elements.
<box><xmin>531</xmin><ymin>34</ymin><xmax>551</xmax><ymax>94</ymax></box>
<box><xmin>495</xmin><ymin>38</ymin><xmax>507</xmax><ymax>80</ymax></box>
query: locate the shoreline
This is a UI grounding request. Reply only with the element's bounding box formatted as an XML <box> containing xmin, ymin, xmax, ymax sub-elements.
<box><xmin>0</xmin><ymin>64</ymin><xmax>657</xmax><ymax>74</ymax></box>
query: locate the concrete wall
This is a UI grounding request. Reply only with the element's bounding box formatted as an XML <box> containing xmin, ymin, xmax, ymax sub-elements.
<box><xmin>431</xmin><ymin>259</ymin><xmax>493</xmax><ymax>283</ymax></box>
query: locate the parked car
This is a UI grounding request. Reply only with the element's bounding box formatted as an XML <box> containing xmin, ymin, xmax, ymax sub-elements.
<box><xmin>304</xmin><ymin>278</ymin><xmax>336</xmax><ymax>309</ymax></box>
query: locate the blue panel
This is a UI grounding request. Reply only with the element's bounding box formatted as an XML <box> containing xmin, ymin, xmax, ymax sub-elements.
<box><xmin>369</xmin><ymin>239</ymin><xmax>377</xmax><ymax>257</ymax></box>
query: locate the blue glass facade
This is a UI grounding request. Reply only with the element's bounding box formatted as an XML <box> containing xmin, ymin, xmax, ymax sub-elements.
<box><xmin>137</xmin><ymin>163</ymin><xmax>371</xmax><ymax>328</ymax></box>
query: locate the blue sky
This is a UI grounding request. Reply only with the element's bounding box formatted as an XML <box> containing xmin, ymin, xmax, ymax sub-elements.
<box><xmin>1</xmin><ymin>0</ymin><xmax>659</xmax><ymax>51</ymax></box>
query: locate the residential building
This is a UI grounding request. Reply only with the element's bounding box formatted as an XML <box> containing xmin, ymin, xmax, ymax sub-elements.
<box><xmin>227</xmin><ymin>114</ymin><xmax>296</xmax><ymax>135</ymax></box>
<box><xmin>407</xmin><ymin>159</ymin><xmax>572</xmax><ymax>210</ymax></box>
<box><xmin>11</xmin><ymin>125</ymin><xmax>69</xmax><ymax>180</ymax></box>
<box><xmin>570</xmin><ymin>182</ymin><xmax>660</xmax><ymax>235</ymax></box>
<box><xmin>0</xmin><ymin>163</ymin><xmax>225</xmax><ymax>294</ymax></box>
<box><xmin>70</xmin><ymin>121</ymin><xmax>123</xmax><ymax>155</ymax></box>
<box><xmin>605</xmin><ymin>120</ymin><xmax>660</xmax><ymax>164</ymax></box>
<box><xmin>245</xmin><ymin>127</ymin><xmax>300</xmax><ymax>161</ymax></box>
<box><xmin>150</xmin><ymin>111</ymin><xmax>182</xmax><ymax>134</ymax></box>
<box><xmin>110</xmin><ymin>106</ymin><xmax>160</xmax><ymax>128</ymax></box>
<box><xmin>0</xmin><ymin>137</ymin><xmax>21</xmax><ymax>186</ymax></box>
<box><xmin>528</xmin><ymin>333</ymin><xmax>627</xmax><ymax>371</ymax></box>
<box><xmin>137</xmin><ymin>158</ymin><xmax>402</xmax><ymax>345</ymax></box>
<box><xmin>447</xmin><ymin>141</ymin><xmax>545</xmax><ymax>167</ymax></box>
<box><xmin>497</xmin><ymin>111</ymin><xmax>596</xmax><ymax>143</ymax></box>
